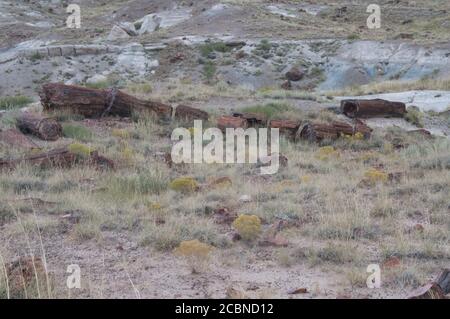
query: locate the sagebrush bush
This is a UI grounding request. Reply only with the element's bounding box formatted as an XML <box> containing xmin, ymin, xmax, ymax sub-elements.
<box><xmin>174</xmin><ymin>240</ymin><xmax>214</xmax><ymax>273</ymax></box>
<box><xmin>232</xmin><ymin>215</ymin><xmax>262</xmax><ymax>241</ymax></box>
<box><xmin>112</xmin><ymin>129</ymin><xmax>131</xmax><ymax>139</ymax></box>
<box><xmin>316</xmin><ymin>146</ymin><xmax>339</xmax><ymax>160</ymax></box>
<box><xmin>68</xmin><ymin>143</ymin><xmax>94</xmax><ymax>158</ymax></box>
<box><xmin>364</xmin><ymin>168</ymin><xmax>389</xmax><ymax>185</ymax></box>
<box><xmin>169</xmin><ymin>177</ymin><xmax>199</xmax><ymax>193</ymax></box>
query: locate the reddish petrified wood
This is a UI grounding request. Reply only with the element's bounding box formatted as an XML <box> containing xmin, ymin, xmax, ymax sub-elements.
<box><xmin>40</xmin><ymin>83</ymin><xmax>172</xmax><ymax>119</ymax></box>
<box><xmin>174</xmin><ymin>105</ymin><xmax>209</xmax><ymax>122</ymax></box>
<box><xmin>232</xmin><ymin>112</ymin><xmax>268</xmax><ymax>126</ymax></box>
<box><xmin>269</xmin><ymin>119</ymin><xmax>301</xmax><ymax>138</ymax></box>
<box><xmin>16</xmin><ymin>112</ymin><xmax>62</xmax><ymax>141</ymax></box>
<box><xmin>217</xmin><ymin>116</ymin><xmax>248</xmax><ymax>131</ymax></box>
<box><xmin>409</xmin><ymin>269</ymin><xmax>450</xmax><ymax>299</ymax></box>
<box><xmin>341</xmin><ymin>99</ymin><xmax>406</xmax><ymax>118</ymax></box>
<box><xmin>299</xmin><ymin>120</ymin><xmax>372</xmax><ymax>142</ymax></box>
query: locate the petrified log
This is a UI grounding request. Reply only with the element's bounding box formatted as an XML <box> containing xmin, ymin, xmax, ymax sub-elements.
<box><xmin>217</xmin><ymin>116</ymin><xmax>248</xmax><ymax>131</ymax></box>
<box><xmin>232</xmin><ymin>112</ymin><xmax>268</xmax><ymax>126</ymax></box>
<box><xmin>409</xmin><ymin>269</ymin><xmax>450</xmax><ymax>299</ymax></box>
<box><xmin>174</xmin><ymin>105</ymin><xmax>209</xmax><ymax>122</ymax></box>
<box><xmin>16</xmin><ymin>113</ymin><xmax>62</xmax><ymax>141</ymax></box>
<box><xmin>341</xmin><ymin>99</ymin><xmax>406</xmax><ymax>118</ymax></box>
<box><xmin>40</xmin><ymin>83</ymin><xmax>172</xmax><ymax>119</ymax></box>
<box><xmin>0</xmin><ymin>128</ymin><xmax>39</xmax><ymax>149</ymax></box>
<box><xmin>299</xmin><ymin>120</ymin><xmax>372</xmax><ymax>142</ymax></box>
<box><xmin>269</xmin><ymin>119</ymin><xmax>301</xmax><ymax>138</ymax></box>
<box><xmin>437</xmin><ymin>269</ymin><xmax>450</xmax><ymax>295</ymax></box>
<box><xmin>0</xmin><ymin>147</ymin><xmax>114</xmax><ymax>170</ymax></box>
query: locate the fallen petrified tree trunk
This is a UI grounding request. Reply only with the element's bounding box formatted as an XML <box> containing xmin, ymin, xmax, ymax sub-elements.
<box><xmin>217</xmin><ymin>116</ymin><xmax>248</xmax><ymax>131</ymax></box>
<box><xmin>409</xmin><ymin>269</ymin><xmax>450</xmax><ymax>299</ymax></box>
<box><xmin>269</xmin><ymin>119</ymin><xmax>301</xmax><ymax>138</ymax></box>
<box><xmin>232</xmin><ymin>112</ymin><xmax>268</xmax><ymax>126</ymax></box>
<box><xmin>341</xmin><ymin>99</ymin><xmax>406</xmax><ymax>118</ymax></box>
<box><xmin>0</xmin><ymin>147</ymin><xmax>114</xmax><ymax>170</ymax></box>
<box><xmin>174</xmin><ymin>105</ymin><xmax>209</xmax><ymax>122</ymax></box>
<box><xmin>16</xmin><ymin>113</ymin><xmax>62</xmax><ymax>141</ymax></box>
<box><xmin>40</xmin><ymin>83</ymin><xmax>172</xmax><ymax>119</ymax></box>
<box><xmin>299</xmin><ymin>120</ymin><xmax>372</xmax><ymax>142</ymax></box>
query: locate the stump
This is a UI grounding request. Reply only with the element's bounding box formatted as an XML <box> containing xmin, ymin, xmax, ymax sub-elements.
<box><xmin>16</xmin><ymin>113</ymin><xmax>62</xmax><ymax>141</ymax></box>
<box><xmin>40</xmin><ymin>83</ymin><xmax>172</xmax><ymax>119</ymax></box>
<box><xmin>341</xmin><ymin>99</ymin><xmax>407</xmax><ymax>118</ymax></box>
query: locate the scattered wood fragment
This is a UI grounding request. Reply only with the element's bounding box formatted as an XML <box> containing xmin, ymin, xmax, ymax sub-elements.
<box><xmin>16</xmin><ymin>113</ymin><xmax>62</xmax><ymax>141</ymax></box>
<box><xmin>341</xmin><ymin>99</ymin><xmax>407</xmax><ymax>118</ymax></box>
<box><xmin>40</xmin><ymin>83</ymin><xmax>172</xmax><ymax>119</ymax></box>
<box><xmin>288</xmin><ymin>287</ymin><xmax>308</xmax><ymax>295</ymax></box>
<box><xmin>174</xmin><ymin>105</ymin><xmax>209</xmax><ymax>122</ymax></box>
<box><xmin>217</xmin><ymin>116</ymin><xmax>248</xmax><ymax>131</ymax></box>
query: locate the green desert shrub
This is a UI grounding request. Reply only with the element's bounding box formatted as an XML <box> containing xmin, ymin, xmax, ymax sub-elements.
<box><xmin>0</xmin><ymin>95</ymin><xmax>32</xmax><ymax>110</ymax></box>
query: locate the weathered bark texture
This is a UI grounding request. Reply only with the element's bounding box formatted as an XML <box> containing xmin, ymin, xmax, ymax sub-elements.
<box><xmin>0</xmin><ymin>147</ymin><xmax>114</xmax><ymax>170</ymax></box>
<box><xmin>0</xmin><ymin>128</ymin><xmax>38</xmax><ymax>149</ymax></box>
<box><xmin>299</xmin><ymin>120</ymin><xmax>372</xmax><ymax>142</ymax></box>
<box><xmin>341</xmin><ymin>99</ymin><xmax>407</xmax><ymax>118</ymax></box>
<box><xmin>409</xmin><ymin>269</ymin><xmax>450</xmax><ymax>299</ymax></box>
<box><xmin>174</xmin><ymin>105</ymin><xmax>209</xmax><ymax>122</ymax></box>
<box><xmin>232</xmin><ymin>112</ymin><xmax>268</xmax><ymax>126</ymax></box>
<box><xmin>40</xmin><ymin>83</ymin><xmax>172</xmax><ymax>119</ymax></box>
<box><xmin>269</xmin><ymin>119</ymin><xmax>301</xmax><ymax>138</ymax></box>
<box><xmin>217</xmin><ymin>116</ymin><xmax>248</xmax><ymax>131</ymax></box>
<box><xmin>16</xmin><ymin>113</ymin><xmax>62</xmax><ymax>141</ymax></box>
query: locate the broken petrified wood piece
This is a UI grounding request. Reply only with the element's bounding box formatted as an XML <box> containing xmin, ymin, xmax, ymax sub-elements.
<box><xmin>217</xmin><ymin>116</ymin><xmax>248</xmax><ymax>131</ymax></box>
<box><xmin>16</xmin><ymin>113</ymin><xmax>62</xmax><ymax>141</ymax></box>
<box><xmin>0</xmin><ymin>146</ymin><xmax>114</xmax><ymax>170</ymax></box>
<box><xmin>269</xmin><ymin>119</ymin><xmax>301</xmax><ymax>138</ymax></box>
<box><xmin>299</xmin><ymin>120</ymin><xmax>372</xmax><ymax>142</ymax></box>
<box><xmin>174</xmin><ymin>105</ymin><xmax>209</xmax><ymax>122</ymax></box>
<box><xmin>40</xmin><ymin>83</ymin><xmax>172</xmax><ymax>119</ymax></box>
<box><xmin>341</xmin><ymin>99</ymin><xmax>407</xmax><ymax>118</ymax></box>
<box><xmin>409</xmin><ymin>269</ymin><xmax>450</xmax><ymax>299</ymax></box>
<box><xmin>232</xmin><ymin>112</ymin><xmax>268</xmax><ymax>126</ymax></box>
